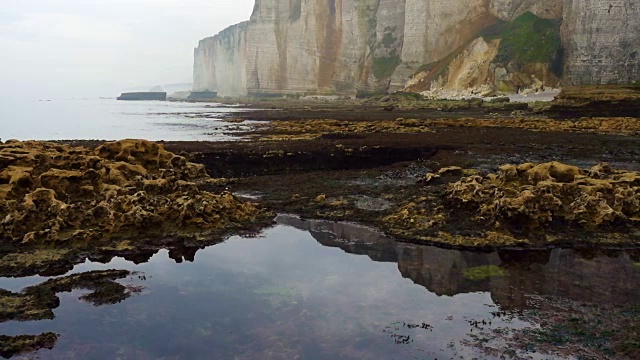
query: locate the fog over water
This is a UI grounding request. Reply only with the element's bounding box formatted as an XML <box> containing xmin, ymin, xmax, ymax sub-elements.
<box><xmin>0</xmin><ymin>98</ymin><xmax>254</xmax><ymax>141</ymax></box>
<box><xmin>0</xmin><ymin>0</ymin><xmax>255</xmax><ymax>99</ymax></box>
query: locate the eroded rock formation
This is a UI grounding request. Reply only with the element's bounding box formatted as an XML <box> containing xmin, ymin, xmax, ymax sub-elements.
<box><xmin>447</xmin><ymin>162</ymin><xmax>640</xmax><ymax>230</ymax></box>
<box><xmin>384</xmin><ymin>162</ymin><xmax>640</xmax><ymax>247</ymax></box>
<box><xmin>0</xmin><ymin>140</ymin><xmax>262</xmax><ymax>243</ymax></box>
<box><xmin>194</xmin><ymin>0</ymin><xmax>640</xmax><ymax>96</ymax></box>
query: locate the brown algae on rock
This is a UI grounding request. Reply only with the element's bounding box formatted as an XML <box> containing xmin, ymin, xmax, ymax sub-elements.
<box><xmin>447</xmin><ymin>161</ymin><xmax>640</xmax><ymax>230</ymax></box>
<box><xmin>0</xmin><ymin>269</ymin><xmax>136</xmax><ymax>357</ymax></box>
<box><xmin>384</xmin><ymin>162</ymin><xmax>640</xmax><ymax>248</ymax></box>
<box><xmin>0</xmin><ymin>333</ymin><xmax>58</xmax><ymax>358</ymax></box>
<box><xmin>256</xmin><ymin>118</ymin><xmax>436</xmax><ymax>140</ymax></box>
<box><xmin>0</xmin><ymin>249</ymin><xmax>71</xmax><ymax>272</ymax></box>
<box><xmin>0</xmin><ymin>270</ymin><xmax>133</xmax><ymax>323</ymax></box>
<box><xmin>256</xmin><ymin>116</ymin><xmax>640</xmax><ymax>141</ymax></box>
<box><xmin>0</xmin><ymin>139</ymin><xmax>264</xmax><ymax>244</ymax></box>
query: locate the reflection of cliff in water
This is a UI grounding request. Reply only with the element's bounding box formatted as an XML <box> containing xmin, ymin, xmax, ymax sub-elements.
<box><xmin>276</xmin><ymin>215</ymin><xmax>640</xmax><ymax>309</ymax></box>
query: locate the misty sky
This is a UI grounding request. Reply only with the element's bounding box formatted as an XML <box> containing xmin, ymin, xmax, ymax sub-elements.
<box><xmin>0</xmin><ymin>0</ymin><xmax>255</xmax><ymax>98</ymax></box>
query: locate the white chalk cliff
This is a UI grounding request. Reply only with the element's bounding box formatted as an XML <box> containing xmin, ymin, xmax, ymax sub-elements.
<box><xmin>193</xmin><ymin>0</ymin><xmax>640</xmax><ymax>97</ymax></box>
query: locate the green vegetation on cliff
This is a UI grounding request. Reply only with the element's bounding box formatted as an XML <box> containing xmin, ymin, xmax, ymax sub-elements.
<box><xmin>487</xmin><ymin>11</ymin><xmax>561</xmax><ymax>64</ymax></box>
<box><xmin>373</xmin><ymin>55</ymin><xmax>401</xmax><ymax>79</ymax></box>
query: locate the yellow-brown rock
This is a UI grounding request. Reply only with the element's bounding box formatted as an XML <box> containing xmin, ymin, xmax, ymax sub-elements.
<box><xmin>525</xmin><ymin>162</ymin><xmax>581</xmax><ymax>184</ymax></box>
<box><xmin>447</xmin><ymin>162</ymin><xmax>640</xmax><ymax>230</ymax></box>
<box><xmin>0</xmin><ymin>140</ymin><xmax>261</xmax><ymax>243</ymax></box>
<box><xmin>258</xmin><ymin>116</ymin><xmax>640</xmax><ymax>140</ymax></box>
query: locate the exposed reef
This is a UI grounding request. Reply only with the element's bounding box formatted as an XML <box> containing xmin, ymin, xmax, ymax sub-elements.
<box><xmin>232</xmin><ymin>90</ymin><xmax>640</xmax><ymax>137</ymax></box>
<box><xmin>384</xmin><ymin>162</ymin><xmax>640</xmax><ymax>247</ymax></box>
<box><xmin>447</xmin><ymin>162</ymin><xmax>640</xmax><ymax>229</ymax></box>
<box><xmin>255</xmin><ymin>118</ymin><xmax>435</xmax><ymax>141</ymax></box>
<box><xmin>0</xmin><ymin>139</ymin><xmax>264</xmax><ymax>244</ymax></box>
<box><xmin>545</xmin><ymin>85</ymin><xmax>640</xmax><ymax>119</ymax></box>
<box><xmin>257</xmin><ymin>116</ymin><xmax>640</xmax><ymax>138</ymax></box>
<box><xmin>0</xmin><ymin>270</ymin><xmax>133</xmax><ymax>323</ymax></box>
<box><xmin>0</xmin><ymin>333</ymin><xmax>58</xmax><ymax>359</ymax></box>
<box><xmin>0</xmin><ymin>270</ymin><xmax>139</xmax><ymax>358</ymax></box>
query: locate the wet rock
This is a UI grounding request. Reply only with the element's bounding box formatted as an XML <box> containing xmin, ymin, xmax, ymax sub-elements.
<box><xmin>425</xmin><ymin>117</ymin><xmax>640</xmax><ymax>135</ymax></box>
<box><xmin>0</xmin><ymin>270</ymin><xmax>132</xmax><ymax>323</ymax></box>
<box><xmin>259</xmin><ymin>119</ymin><xmax>435</xmax><ymax>141</ymax></box>
<box><xmin>545</xmin><ymin>85</ymin><xmax>640</xmax><ymax>119</ymax></box>
<box><xmin>353</xmin><ymin>196</ymin><xmax>393</xmax><ymax>211</ymax></box>
<box><xmin>384</xmin><ymin>162</ymin><xmax>640</xmax><ymax>248</ymax></box>
<box><xmin>422</xmin><ymin>166</ymin><xmax>477</xmax><ymax>184</ymax></box>
<box><xmin>0</xmin><ymin>333</ymin><xmax>58</xmax><ymax>358</ymax></box>
<box><xmin>447</xmin><ymin>162</ymin><xmax>640</xmax><ymax>231</ymax></box>
<box><xmin>0</xmin><ymin>140</ymin><xmax>262</xmax><ymax>243</ymax></box>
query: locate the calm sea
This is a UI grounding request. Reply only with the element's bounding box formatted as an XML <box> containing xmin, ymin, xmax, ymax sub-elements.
<box><xmin>0</xmin><ymin>97</ymin><xmax>255</xmax><ymax>141</ymax></box>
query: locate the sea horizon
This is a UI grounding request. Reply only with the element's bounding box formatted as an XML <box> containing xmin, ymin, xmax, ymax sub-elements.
<box><xmin>0</xmin><ymin>97</ymin><xmax>253</xmax><ymax>142</ymax></box>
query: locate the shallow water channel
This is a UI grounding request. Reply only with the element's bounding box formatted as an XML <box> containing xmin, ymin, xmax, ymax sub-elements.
<box><xmin>2</xmin><ymin>215</ymin><xmax>640</xmax><ymax>359</ymax></box>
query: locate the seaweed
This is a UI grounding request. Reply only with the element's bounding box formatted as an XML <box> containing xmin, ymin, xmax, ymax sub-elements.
<box><xmin>0</xmin><ymin>270</ymin><xmax>132</xmax><ymax>322</ymax></box>
<box><xmin>0</xmin><ymin>333</ymin><xmax>58</xmax><ymax>359</ymax></box>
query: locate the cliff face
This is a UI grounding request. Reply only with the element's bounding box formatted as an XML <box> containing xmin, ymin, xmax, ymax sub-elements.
<box><xmin>194</xmin><ymin>0</ymin><xmax>640</xmax><ymax>96</ymax></box>
<box><xmin>562</xmin><ymin>0</ymin><xmax>640</xmax><ymax>85</ymax></box>
<box><xmin>193</xmin><ymin>22</ymin><xmax>249</xmax><ymax>97</ymax></box>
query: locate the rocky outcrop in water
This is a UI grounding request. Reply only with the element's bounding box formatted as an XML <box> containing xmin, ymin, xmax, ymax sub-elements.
<box><xmin>194</xmin><ymin>0</ymin><xmax>640</xmax><ymax>97</ymax></box>
<box><xmin>117</xmin><ymin>92</ymin><xmax>167</xmax><ymax>101</ymax></box>
<box><xmin>0</xmin><ymin>333</ymin><xmax>58</xmax><ymax>358</ymax></box>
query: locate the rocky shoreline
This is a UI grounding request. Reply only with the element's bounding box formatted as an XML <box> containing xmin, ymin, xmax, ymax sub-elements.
<box><xmin>1</xmin><ymin>85</ymin><xmax>640</xmax><ymax>358</ymax></box>
<box><xmin>2</xmin><ymin>87</ymin><xmax>638</xmax><ymax>253</ymax></box>
<box><xmin>0</xmin><ymin>139</ymin><xmax>272</xmax><ymax>278</ymax></box>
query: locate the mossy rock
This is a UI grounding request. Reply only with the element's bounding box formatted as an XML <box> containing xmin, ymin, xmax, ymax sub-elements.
<box><xmin>0</xmin><ymin>333</ymin><xmax>58</xmax><ymax>358</ymax></box>
<box><xmin>0</xmin><ymin>270</ymin><xmax>132</xmax><ymax>323</ymax></box>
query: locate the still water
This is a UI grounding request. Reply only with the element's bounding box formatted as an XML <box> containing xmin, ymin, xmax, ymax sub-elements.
<box><xmin>0</xmin><ymin>98</ymin><xmax>255</xmax><ymax>141</ymax></box>
<box><xmin>2</xmin><ymin>216</ymin><xmax>640</xmax><ymax>359</ymax></box>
